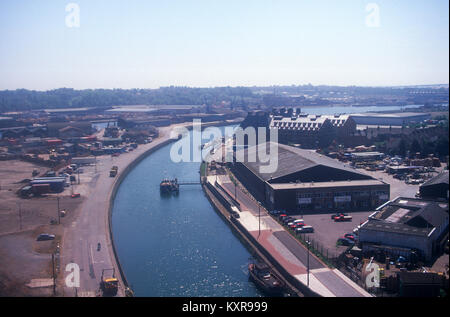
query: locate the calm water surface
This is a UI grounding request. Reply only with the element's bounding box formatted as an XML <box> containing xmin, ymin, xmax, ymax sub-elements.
<box><xmin>112</xmin><ymin>126</ymin><xmax>263</xmax><ymax>297</ymax></box>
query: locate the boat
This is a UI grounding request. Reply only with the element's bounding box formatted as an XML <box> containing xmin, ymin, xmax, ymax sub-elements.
<box><xmin>248</xmin><ymin>261</ymin><xmax>286</xmax><ymax>296</ymax></box>
<box><xmin>160</xmin><ymin>178</ymin><xmax>179</xmax><ymax>195</ymax></box>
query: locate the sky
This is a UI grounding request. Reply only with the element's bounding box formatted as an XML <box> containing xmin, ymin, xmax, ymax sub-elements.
<box><xmin>0</xmin><ymin>0</ymin><xmax>448</xmax><ymax>90</ymax></box>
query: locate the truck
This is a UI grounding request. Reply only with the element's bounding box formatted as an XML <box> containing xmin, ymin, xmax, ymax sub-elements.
<box><xmin>100</xmin><ymin>268</ymin><xmax>119</xmax><ymax>296</ymax></box>
<box><xmin>109</xmin><ymin>166</ymin><xmax>118</xmax><ymax>177</ymax></box>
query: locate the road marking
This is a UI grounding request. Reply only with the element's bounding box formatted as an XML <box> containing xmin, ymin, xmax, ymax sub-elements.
<box><xmin>88</xmin><ymin>243</ymin><xmax>96</xmax><ymax>279</ymax></box>
<box><xmin>78</xmin><ymin>291</ymin><xmax>96</xmax><ymax>297</ymax></box>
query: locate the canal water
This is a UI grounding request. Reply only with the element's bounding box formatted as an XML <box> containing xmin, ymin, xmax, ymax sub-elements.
<box><xmin>111</xmin><ymin>126</ymin><xmax>264</xmax><ymax>297</ymax></box>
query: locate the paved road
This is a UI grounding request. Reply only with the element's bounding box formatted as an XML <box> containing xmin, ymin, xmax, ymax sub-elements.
<box><xmin>60</xmin><ymin>126</ymin><xmax>175</xmax><ymax>296</ymax></box>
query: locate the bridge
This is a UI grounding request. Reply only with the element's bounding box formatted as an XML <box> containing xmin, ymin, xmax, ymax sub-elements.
<box><xmin>177</xmin><ymin>181</ymin><xmax>201</xmax><ymax>185</ymax></box>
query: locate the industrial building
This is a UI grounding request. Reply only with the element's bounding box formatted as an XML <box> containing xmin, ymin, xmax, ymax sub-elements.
<box><xmin>30</xmin><ymin>177</ymin><xmax>66</xmax><ymax>193</ymax></box>
<box><xmin>232</xmin><ymin>142</ymin><xmax>390</xmax><ymax>213</ymax></box>
<box><xmin>350</xmin><ymin>112</ymin><xmax>431</xmax><ymax>127</ymax></box>
<box><xmin>419</xmin><ymin>171</ymin><xmax>449</xmax><ymax>201</ymax></box>
<box><xmin>351</xmin><ymin>151</ymin><xmax>385</xmax><ymax>163</ymax></box>
<box><xmin>240</xmin><ymin>109</ymin><xmax>357</xmax><ymax>148</ymax></box>
<box><xmin>358</xmin><ymin>197</ymin><xmax>449</xmax><ymax>262</ymax></box>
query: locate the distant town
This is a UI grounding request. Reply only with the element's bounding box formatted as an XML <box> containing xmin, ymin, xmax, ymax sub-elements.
<box><xmin>0</xmin><ymin>84</ymin><xmax>448</xmax><ymax>298</ymax></box>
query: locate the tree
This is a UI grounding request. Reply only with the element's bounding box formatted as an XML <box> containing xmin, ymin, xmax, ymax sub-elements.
<box><xmin>435</xmin><ymin>136</ymin><xmax>449</xmax><ymax>158</ymax></box>
<box><xmin>398</xmin><ymin>139</ymin><xmax>407</xmax><ymax>157</ymax></box>
<box><xmin>410</xmin><ymin>139</ymin><xmax>422</xmax><ymax>156</ymax></box>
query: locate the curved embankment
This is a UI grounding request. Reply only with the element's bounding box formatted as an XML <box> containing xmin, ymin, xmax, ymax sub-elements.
<box><xmin>106</xmin><ymin>120</ymin><xmax>241</xmax><ymax>294</ymax></box>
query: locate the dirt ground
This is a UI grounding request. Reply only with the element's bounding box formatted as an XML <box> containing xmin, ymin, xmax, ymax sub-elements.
<box><xmin>0</xmin><ymin>159</ymin><xmax>83</xmax><ymax>296</ymax></box>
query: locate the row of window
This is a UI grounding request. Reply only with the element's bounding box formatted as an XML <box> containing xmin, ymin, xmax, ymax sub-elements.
<box><xmin>297</xmin><ymin>191</ymin><xmax>388</xmax><ymax>199</ymax></box>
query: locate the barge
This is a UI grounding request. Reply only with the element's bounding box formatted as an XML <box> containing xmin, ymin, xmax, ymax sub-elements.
<box><xmin>160</xmin><ymin>178</ymin><xmax>179</xmax><ymax>195</ymax></box>
<box><xmin>248</xmin><ymin>261</ymin><xmax>286</xmax><ymax>296</ymax></box>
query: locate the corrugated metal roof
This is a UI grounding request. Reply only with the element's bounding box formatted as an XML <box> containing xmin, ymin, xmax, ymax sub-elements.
<box><xmin>421</xmin><ymin>170</ymin><xmax>449</xmax><ymax>187</ymax></box>
<box><xmin>235</xmin><ymin>142</ymin><xmax>373</xmax><ymax>181</ymax></box>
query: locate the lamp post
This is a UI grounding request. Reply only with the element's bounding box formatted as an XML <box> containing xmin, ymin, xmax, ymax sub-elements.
<box><xmin>258</xmin><ymin>203</ymin><xmax>261</xmax><ymax>238</ymax></box>
<box><xmin>306</xmin><ymin>239</ymin><xmax>311</xmax><ymax>288</ymax></box>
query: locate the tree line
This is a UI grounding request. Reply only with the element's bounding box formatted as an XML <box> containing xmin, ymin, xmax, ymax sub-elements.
<box><xmin>0</xmin><ymin>87</ymin><xmax>256</xmax><ymax>112</ymax></box>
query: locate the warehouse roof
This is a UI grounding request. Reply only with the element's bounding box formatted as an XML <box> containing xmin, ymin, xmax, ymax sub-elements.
<box><xmin>235</xmin><ymin>142</ymin><xmax>373</xmax><ymax>182</ymax></box>
<box><xmin>363</xmin><ymin>220</ymin><xmax>433</xmax><ymax>237</ymax></box>
<box><xmin>365</xmin><ymin>197</ymin><xmax>449</xmax><ymax>236</ymax></box>
<box><xmin>421</xmin><ymin>171</ymin><xmax>449</xmax><ymax>187</ymax></box>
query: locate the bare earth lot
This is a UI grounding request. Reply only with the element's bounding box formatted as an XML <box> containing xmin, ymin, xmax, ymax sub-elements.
<box><xmin>0</xmin><ymin>159</ymin><xmax>84</xmax><ymax>296</ymax></box>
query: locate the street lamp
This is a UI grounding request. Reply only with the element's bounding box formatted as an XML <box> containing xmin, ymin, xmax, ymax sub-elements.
<box><xmin>306</xmin><ymin>239</ymin><xmax>311</xmax><ymax>288</ymax></box>
<box><xmin>258</xmin><ymin>202</ymin><xmax>261</xmax><ymax>239</ymax></box>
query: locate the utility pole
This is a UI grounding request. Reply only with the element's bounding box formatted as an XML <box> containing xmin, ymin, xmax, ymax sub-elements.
<box><xmin>18</xmin><ymin>202</ymin><xmax>22</xmax><ymax>230</ymax></box>
<box><xmin>52</xmin><ymin>253</ymin><xmax>56</xmax><ymax>296</ymax></box>
<box><xmin>258</xmin><ymin>203</ymin><xmax>261</xmax><ymax>239</ymax></box>
<box><xmin>57</xmin><ymin>196</ymin><xmax>60</xmax><ymax>224</ymax></box>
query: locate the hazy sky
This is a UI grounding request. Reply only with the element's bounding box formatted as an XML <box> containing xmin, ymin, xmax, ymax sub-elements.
<box><xmin>0</xmin><ymin>0</ymin><xmax>448</xmax><ymax>90</ymax></box>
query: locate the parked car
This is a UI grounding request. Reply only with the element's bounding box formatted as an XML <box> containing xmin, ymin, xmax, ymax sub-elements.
<box><xmin>334</xmin><ymin>214</ymin><xmax>352</xmax><ymax>222</ymax></box>
<box><xmin>71</xmin><ymin>193</ymin><xmax>81</xmax><ymax>198</ymax></box>
<box><xmin>331</xmin><ymin>212</ymin><xmax>348</xmax><ymax>220</ymax></box>
<box><xmin>37</xmin><ymin>233</ymin><xmax>55</xmax><ymax>241</ymax></box>
<box><xmin>296</xmin><ymin>226</ymin><xmax>314</xmax><ymax>234</ymax></box>
<box><xmin>288</xmin><ymin>219</ymin><xmax>305</xmax><ymax>226</ymax></box>
<box><xmin>282</xmin><ymin>217</ymin><xmax>295</xmax><ymax>224</ymax></box>
<box><xmin>344</xmin><ymin>233</ymin><xmax>357</xmax><ymax>241</ymax></box>
<box><xmin>337</xmin><ymin>237</ymin><xmax>354</xmax><ymax>246</ymax></box>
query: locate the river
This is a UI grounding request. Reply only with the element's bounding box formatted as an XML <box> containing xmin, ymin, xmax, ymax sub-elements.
<box><xmin>111</xmin><ymin>125</ymin><xmax>263</xmax><ymax>297</ymax></box>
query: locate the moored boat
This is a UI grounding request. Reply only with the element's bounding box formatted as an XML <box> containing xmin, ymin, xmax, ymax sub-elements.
<box><xmin>160</xmin><ymin>178</ymin><xmax>179</xmax><ymax>195</ymax></box>
<box><xmin>248</xmin><ymin>261</ymin><xmax>286</xmax><ymax>296</ymax></box>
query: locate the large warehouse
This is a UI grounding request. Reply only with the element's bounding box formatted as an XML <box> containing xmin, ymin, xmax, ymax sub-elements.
<box><xmin>232</xmin><ymin>142</ymin><xmax>390</xmax><ymax>213</ymax></box>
